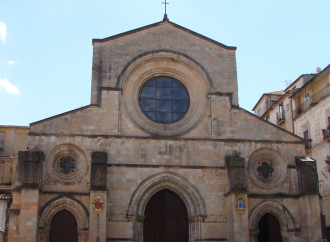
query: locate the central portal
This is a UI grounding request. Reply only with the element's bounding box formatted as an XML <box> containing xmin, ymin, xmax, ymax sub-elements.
<box><xmin>144</xmin><ymin>189</ymin><xmax>189</xmax><ymax>242</ymax></box>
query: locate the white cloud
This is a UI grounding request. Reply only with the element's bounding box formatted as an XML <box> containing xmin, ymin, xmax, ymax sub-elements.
<box><xmin>0</xmin><ymin>22</ymin><xmax>7</xmax><ymax>44</ymax></box>
<box><xmin>0</xmin><ymin>77</ymin><xmax>19</xmax><ymax>95</ymax></box>
<box><xmin>1</xmin><ymin>60</ymin><xmax>16</xmax><ymax>65</ymax></box>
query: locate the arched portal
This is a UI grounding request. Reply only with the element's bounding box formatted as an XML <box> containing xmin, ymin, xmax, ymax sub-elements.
<box><xmin>38</xmin><ymin>196</ymin><xmax>89</xmax><ymax>242</ymax></box>
<box><xmin>144</xmin><ymin>189</ymin><xmax>189</xmax><ymax>242</ymax></box>
<box><xmin>249</xmin><ymin>200</ymin><xmax>295</xmax><ymax>242</ymax></box>
<box><xmin>127</xmin><ymin>172</ymin><xmax>206</xmax><ymax>242</ymax></box>
<box><xmin>258</xmin><ymin>213</ymin><xmax>282</xmax><ymax>242</ymax></box>
<box><xmin>49</xmin><ymin>209</ymin><xmax>78</xmax><ymax>242</ymax></box>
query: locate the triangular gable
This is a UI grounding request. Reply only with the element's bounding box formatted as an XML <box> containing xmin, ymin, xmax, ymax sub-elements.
<box><xmin>238</xmin><ymin>107</ymin><xmax>304</xmax><ymax>142</ymax></box>
<box><xmin>92</xmin><ymin>18</ymin><xmax>236</xmax><ymax>51</ymax></box>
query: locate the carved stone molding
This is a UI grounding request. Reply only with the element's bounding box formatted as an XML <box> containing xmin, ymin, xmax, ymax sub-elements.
<box><xmin>46</xmin><ymin>144</ymin><xmax>88</xmax><ymax>185</ymax></box>
<box><xmin>120</xmin><ymin>51</ymin><xmax>211</xmax><ymax>137</ymax></box>
<box><xmin>248</xmin><ymin>148</ymin><xmax>287</xmax><ymax>189</ymax></box>
<box><xmin>128</xmin><ymin>171</ymin><xmax>206</xmax><ymax>218</ymax></box>
<box><xmin>39</xmin><ymin>196</ymin><xmax>89</xmax><ymax>229</ymax></box>
<box><xmin>249</xmin><ymin>200</ymin><xmax>295</xmax><ymax>242</ymax></box>
<box><xmin>127</xmin><ymin>171</ymin><xmax>207</xmax><ymax>242</ymax></box>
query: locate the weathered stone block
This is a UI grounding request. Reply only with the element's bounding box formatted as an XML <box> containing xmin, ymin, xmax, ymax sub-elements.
<box><xmin>17</xmin><ymin>151</ymin><xmax>43</xmax><ymax>188</ymax></box>
<box><xmin>225</xmin><ymin>155</ymin><xmax>248</xmax><ymax>193</ymax></box>
<box><xmin>91</xmin><ymin>152</ymin><xmax>107</xmax><ymax>191</ymax></box>
<box><xmin>295</xmin><ymin>156</ymin><xmax>319</xmax><ymax>195</ymax></box>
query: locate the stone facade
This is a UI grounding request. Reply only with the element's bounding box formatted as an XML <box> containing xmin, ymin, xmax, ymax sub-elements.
<box><xmin>8</xmin><ymin>17</ymin><xmax>323</xmax><ymax>241</ymax></box>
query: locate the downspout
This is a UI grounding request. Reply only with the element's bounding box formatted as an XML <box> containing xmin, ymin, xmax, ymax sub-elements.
<box><xmin>290</xmin><ymin>97</ymin><xmax>295</xmax><ymax>134</ymax></box>
<box><xmin>13</xmin><ymin>127</ymin><xmax>16</xmax><ymax>156</ymax></box>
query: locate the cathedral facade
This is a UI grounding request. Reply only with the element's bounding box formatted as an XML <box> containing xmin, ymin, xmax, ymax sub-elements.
<box><xmin>8</xmin><ymin>16</ymin><xmax>322</xmax><ymax>242</ymax></box>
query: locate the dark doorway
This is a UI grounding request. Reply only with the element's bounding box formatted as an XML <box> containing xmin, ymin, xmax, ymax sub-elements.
<box><xmin>258</xmin><ymin>213</ymin><xmax>282</xmax><ymax>242</ymax></box>
<box><xmin>144</xmin><ymin>189</ymin><xmax>189</xmax><ymax>242</ymax></box>
<box><xmin>49</xmin><ymin>209</ymin><xmax>78</xmax><ymax>242</ymax></box>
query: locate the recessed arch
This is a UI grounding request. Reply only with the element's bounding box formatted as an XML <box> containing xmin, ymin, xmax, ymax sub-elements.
<box><xmin>116</xmin><ymin>50</ymin><xmax>214</xmax><ymax>93</ymax></box>
<box><xmin>249</xmin><ymin>200</ymin><xmax>295</xmax><ymax>242</ymax></box>
<box><xmin>39</xmin><ymin>196</ymin><xmax>89</xmax><ymax>229</ymax></box>
<box><xmin>128</xmin><ymin>171</ymin><xmax>206</xmax><ymax>219</ymax></box>
<box><xmin>120</xmin><ymin>51</ymin><xmax>212</xmax><ymax>136</ymax></box>
<box><xmin>127</xmin><ymin>171</ymin><xmax>206</xmax><ymax>242</ymax></box>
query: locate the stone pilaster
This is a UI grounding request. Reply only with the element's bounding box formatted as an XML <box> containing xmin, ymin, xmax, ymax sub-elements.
<box><xmin>295</xmin><ymin>156</ymin><xmax>322</xmax><ymax>241</ymax></box>
<box><xmin>16</xmin><ymin>151</ymin><xmax>43</xmax><ymax>242</ymax></box>
<box><xmin>225</xmin><ymin>155</ymin><xmax>249</xmax><ymax>242</ymax></box>
<box><xmin>89</xmin><ymin>152</ymin><xmax>107</xmax><ymax>242</ymax></box>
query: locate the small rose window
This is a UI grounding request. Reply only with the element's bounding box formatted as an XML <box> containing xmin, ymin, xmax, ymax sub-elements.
<box><xmin>256</xmin><ymin>161</ymin><xmax>275</xmax><ymax>179</ymax></box>
<box><xmin>57</xmin><ymin>156</ymin><xmax>77</xmax><ymax>175</ymax></box>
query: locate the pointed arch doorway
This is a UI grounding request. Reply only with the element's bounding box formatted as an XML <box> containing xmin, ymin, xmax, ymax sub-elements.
<box><xmin>258</xmin><ymin>213</ymin><xmax>282</xmax><ymax>242</ymax></box>
<box><xmin>143</xmin><ymin>189</ymin><xmax>189</xmax><ymax>242</ymax></box>
<box><xmin>49</xmin><ymin>209</ymin><xmax>78</xmax><ymax>242</ymax></box>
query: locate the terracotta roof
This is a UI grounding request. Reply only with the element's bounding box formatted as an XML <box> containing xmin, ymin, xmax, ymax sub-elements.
<box><xmin>264</xmin><ymin>90</ymin><xmax>285</xmax><ymax>95</ymax></box>
<box><xmin>291</xmin><ymin>64</ymin><xmax>330</xmax><ymax>98</ymax></box>
<box><xmin>92</xmin><ymin>17</ymin><xmax>236</xmax><ymax>51</ymax></box>
<box><xmin>0</xmin><ymin>125</ymin><xmax>29</xmax><ymax>128</ymax></box>
<box><xmin>252</xmin><ymin>90</ymin><xmax>285</xmax><ymax>111</ymax></box>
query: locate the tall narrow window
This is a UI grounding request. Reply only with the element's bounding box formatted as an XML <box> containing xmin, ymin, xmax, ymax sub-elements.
<box><xmin>304</xmin><ymin>130</ymin><xmax>311</xmax><ymax>149</ymax></box>
<box><xmin>0</xmin><ymin>133</ymin><xmax>4</xmax><ymax>152</ymax></box>
<box><xmin>258</xmin><ymin>109</ymin><xmax>261</xmax><ymax>117</ymax></box>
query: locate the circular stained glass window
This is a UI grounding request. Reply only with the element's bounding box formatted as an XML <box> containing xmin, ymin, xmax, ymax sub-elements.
<box><xmin>139</xmin><ymin>76</ymin><xmax>190</xmax><ymax>124</ymax></box>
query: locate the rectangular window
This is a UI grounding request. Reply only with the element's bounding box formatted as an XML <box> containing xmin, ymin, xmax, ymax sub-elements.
<box><xmin>303</xmin><ymin>130</ymin><xmax>309</xmax><ymax>140</ymax></box>
<box><xmin>258</xmin><ymin>109</ymin><xmax>261</xmax><ymax>117</ymax></box>
<box><xmin>0</xmin><ymin>133</ymin><xmax>4</xmax><ymax>152</ymax></box>
<box><xmin>266</xmin><ymin>115</ymin><xmax>270</xmax><ymax>122</ymax></box>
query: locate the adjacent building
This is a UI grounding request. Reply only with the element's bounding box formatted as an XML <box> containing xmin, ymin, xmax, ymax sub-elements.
<box><xmin>253</xmin><ymin>64</ymin><xmax>330</xmax><ymax>239</ymax></box>
<box><xmin>0</xmin><ymin>125</ymin><xmax>29</xmax><ymax>242</ymax></box>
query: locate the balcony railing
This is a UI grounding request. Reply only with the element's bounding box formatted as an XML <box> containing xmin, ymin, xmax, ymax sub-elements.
<box><xmin>305</xmin><ymin>139</ymin><xmax>312</xmax><ymax>149</ymax></box>
<box><xmin>322</xmin><ymin>129</ymin><xmax>330</xmax><ymax>140</ymax></box>
<box><xmin>277</xmin><ymin>111</ymin><xmax>285</xmax><ymax>124</ymax></box>
<box><xmin>293</xmin><ymin>84</ymin><xmax>330</xmax><ymax>119</ymax></box>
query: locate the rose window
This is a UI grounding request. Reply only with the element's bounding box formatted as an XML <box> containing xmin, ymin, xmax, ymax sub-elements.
<box><xmin>138</xmin><ymin>76</ymin><xmax>190</xmax><ymax>124</ymax></box>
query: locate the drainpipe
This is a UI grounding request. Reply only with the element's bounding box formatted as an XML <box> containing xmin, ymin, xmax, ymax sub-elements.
<box><xmin>290</xmin><ymin>97</ymin><xmax>295</xmax><ymax>134</ymax></box>
<box><xmin>13</xmin><ymin>127</ymin><xmax>16</xmax><ymax>156</ymax></box>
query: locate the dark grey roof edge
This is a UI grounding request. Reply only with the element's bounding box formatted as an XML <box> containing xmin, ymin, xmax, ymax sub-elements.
<box><xmin>92</xmin><ymin>19</ymin><xmax>237</xmax><ymax>50</ymax></box>
<box><xmin>30</xmin><ymin>104</ymin><xmax>99</xmax><ymax>126</ymax></box>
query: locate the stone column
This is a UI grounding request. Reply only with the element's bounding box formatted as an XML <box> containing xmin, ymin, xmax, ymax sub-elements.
<box><xmin>89</xmin><ymin>152</ymin><xmax>107</xmax><ymax>242</ymax></box>
<box><xmin>39</xmin><ymin>227</ymin><xmax>50</xmax><ymax>242</ymax></box>
<box><xmin>78</xmin><ymin>229</ymin><xmax>89</xmax><ymax>242</ymax></box>
<box><xmin>15</xmin><ymin>151</ymin><xmax>43</xmax><ymax>242</ymax></box>
<box><xmin>225</xmin><ymin>155</ymin><xmax>249</xmax><ymax>242</ymax></box>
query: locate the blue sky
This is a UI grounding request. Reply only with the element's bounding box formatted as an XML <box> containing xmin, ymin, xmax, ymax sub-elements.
<box><xmin>1</xmin><ymin>0</ymin><xmax>329</xmax><ymax>126</ymax></box>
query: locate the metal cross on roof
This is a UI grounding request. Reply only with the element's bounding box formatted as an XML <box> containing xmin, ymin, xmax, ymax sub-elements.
<box><xmin>162</xmin><ymin>0</ymin><xmax>169</xmax><ymax>15</ymax></box>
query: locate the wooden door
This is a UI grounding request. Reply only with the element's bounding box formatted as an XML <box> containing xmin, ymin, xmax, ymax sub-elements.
<box><xmin>144</xmin><ymin>189</ymin><xmax>189</xmax><ymax>242</ymax></box>
<box><xmin>49</xmin><ymin>209</ymin><xmax>78</xmax><ymax>242</ymax></box>
<box><xmin>258</xmin><ymin>213</ymin><xmax>282</xmax><ymax>242</ymax></box>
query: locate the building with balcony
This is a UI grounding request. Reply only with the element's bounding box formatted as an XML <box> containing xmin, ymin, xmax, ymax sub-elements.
<box><xmin>253</xmin><ymin>64</ymin><xmax>330</xmax><ymax>238</ymax></box>
<box><xmin>0</xmin><ymin>125</ymin><xmax>29</xmax><ymax>242</ymax></box>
